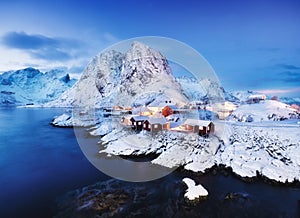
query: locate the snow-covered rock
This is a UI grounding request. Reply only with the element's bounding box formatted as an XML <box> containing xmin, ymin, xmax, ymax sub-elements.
<box><xmin>47</xmin><ymin>41</ymin><xmax>189</xmax><ymax>109</ymax></box>
<box><xmin>228</xmin><ymin>100</ymin><xmax>299</xmax><ymax>122</ymax></box>
<box><xmin>0</xmin><ymin>68</ymin><xmax>76</xmax><ymax>106</ymax></box>
<box><xmin>46</xmin><ymin>50</ymin><xmax>124</xmax><ymax>108</ymax></box>
<box><xmin>216</xmin><ymin>124</ymin><xmax>300</xmax><ymax>182</ymax></box>
<box><xmin>51</xmin><ymin>113</ymin><xmax>101</xmax><ymax>127</ymax></box>
<box><xmin>176</xmin><ymin>76</ymin><xmax>231</xmax><ymax>103</ymax></box>
<box><xmin>98</xmin><ymin>117</ymin><xmax>300</xmax><ymax>184</ymax></box>
<box><xmin>115</xmin><ymin>41</ymin><xmax>188</xmax><ymax>107</ymax></box>
<box><xmin>182</xmin><ymin>178</ymin><xmax>208</xmax><ymax>201</ymax></box>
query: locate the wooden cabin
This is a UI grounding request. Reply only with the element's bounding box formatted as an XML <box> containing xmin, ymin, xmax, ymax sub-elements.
<box><xmin>130</xmin><ymin>116</ymin><xmax>148</xmax><ymax>131</ymax></box>
<box><xmin>247</xmin><ymin>94</ymin><xmax>266</xmax><ymax>104</ymax></box>
<box><xmin>143</xmin><ymin>117</ymin><xmax>170</xmax><ymax>132</ymax></box>
<box><xmin>183</xmin><ymin>119</ymin><xmax>214</xmax><ymax>136</ymax></box>
<box><xmin>121</xmin><ymin>115</ymin><xmax>138</xmax><ymax>126</ymax></box>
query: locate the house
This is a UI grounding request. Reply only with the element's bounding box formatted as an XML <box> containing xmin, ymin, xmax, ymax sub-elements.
<box><xmin>183</xmin><ymin>119</ymin><xmax>214</xmax><ymax>136</ymax></box>
<box><xmin>247</xmin><ymin>94</ymin><xmax>266</xmax><ymax>104</ymax></box>
<box><xmin>132</xmin><ymin>106</ymin><xmax>154</xmax><ymax>116</ymax></box>
<box><xmin>143</xmin><ymin>117</ymin><xmax>170</xmax><ymax>132</ymax></box>
<box><xmin>139</xmin><ymin>106</ymin><xmax>154</xmax><ymax>116</ymax></box>
<box><xmin>130</xmin><ymin>116</ymin><xmax>148</xmax><ymax>131</ymax></box>
<box><xmin>121</xmin><ymin>114</ymin><xmax>138</xmax><ymax>126</ymax></box>
<box><xmin>166</xmin><ymin>114</ymin><xmax>181</xmax><ymax>122</ymax></box>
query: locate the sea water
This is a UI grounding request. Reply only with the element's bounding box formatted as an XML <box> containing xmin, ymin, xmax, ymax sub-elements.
<box><xmin>0</xmin><ymin>107</ymin><xmax>299</xmax><ymax>217</ymax></box>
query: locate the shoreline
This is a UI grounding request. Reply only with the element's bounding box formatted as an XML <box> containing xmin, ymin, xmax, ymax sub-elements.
<box><xmin>104</xmin><ymin>151</ymin><xmax>300</xmax><ymax>187</ymax></box>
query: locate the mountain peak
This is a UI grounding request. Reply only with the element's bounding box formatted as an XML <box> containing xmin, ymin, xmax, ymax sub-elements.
<box><xmin>125</xmin><ymin>41</ymin><xmax>163</xmax><ymax>61</ymax></box>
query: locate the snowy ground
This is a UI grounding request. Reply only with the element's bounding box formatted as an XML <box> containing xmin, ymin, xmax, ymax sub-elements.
<box><xmin>216</xmin><ymin>123</ymin><xmax>300</xmax><ymax>183</ymax></box>
<box><xmin>94</xmin><ymin>119</ymin><xmax>300</xmax><ymax>184</ymax></box>
<box><xmin>50</xmin><ymin>104</ymin><xmax>300</xmax><ymax>184</ymax></box>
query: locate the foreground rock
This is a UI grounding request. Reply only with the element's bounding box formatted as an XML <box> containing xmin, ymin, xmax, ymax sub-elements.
<box><xmin>182</xmin><ymin>178</ymin><xmax>208</xmax><ymax>202</ymax></box>
<box><xmin>54</xmin><ymin>178</ymin><xmax>185</xmax><ymax>218</ymax></box>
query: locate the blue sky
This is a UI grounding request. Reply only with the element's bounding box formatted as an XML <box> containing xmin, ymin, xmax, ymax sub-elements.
<box><xmin>0</xmin><ymin>0</ymin><xmax>299</xmax><ymax>96</ymax></box>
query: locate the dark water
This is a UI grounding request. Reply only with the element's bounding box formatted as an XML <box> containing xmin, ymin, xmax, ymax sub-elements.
<box><xmin>0</xmin><ymin>107</ymin><xmax>109</xmax><ymax>218</ymax></box>
<box><xmin>0</xmin><ymin>108</ymin><xmax>299</xmax><ymax>218</ymax></box>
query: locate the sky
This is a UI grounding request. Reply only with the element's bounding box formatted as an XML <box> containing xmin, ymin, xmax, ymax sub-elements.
<box><xmin>0</xmin><ymin>0</ymin><xmax>299</xmax><ymax>97</ymax></box>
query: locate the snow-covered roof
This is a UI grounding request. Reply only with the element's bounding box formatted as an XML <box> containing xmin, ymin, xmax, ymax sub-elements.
<box><xmin>145</xmin><ymin>117</ymin><xmax>167</xmax><ymax>124</ymax></box>
<box><xmin>184</xmin><ymin>119</ymin><xmax>212</xmax><ymax>127</ymax></box>
<box><xmin>138</xmin><ymin>106</ymin><xmax>153</xmax><ymax>112</ymax></box>
<box><xmin>130</xmin><ymin>115</ymin><xmax>148</xmax><ymax>121</ymax></box>
<box><xmin>248</xmin><ymin>94</ymin><xmax>266</xmax><ymax>99</ymax></box>
<box><xmin>156</xmin><ymin>103</ymin><xmax>179</xmax><ymax>110</ymax></box>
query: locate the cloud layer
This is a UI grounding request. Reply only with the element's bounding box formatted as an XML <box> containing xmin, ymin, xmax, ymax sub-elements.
<box><xmin>1</xmin><ymin>31</ymin><xmax>85</xmax><ymax>61</ymax></box>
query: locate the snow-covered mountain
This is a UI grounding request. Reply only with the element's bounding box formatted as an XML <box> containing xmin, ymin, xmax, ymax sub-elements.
<box><xmin>280</xmin><ymin>97</ymin><xmax>300</xmax><ymax>106</ymax></box>
<box><xmin>228</xmin><ymin>100</ymin><xmax>300</xmax><ymax>122</ymax></box>
<box><xmin>118</xmin><ymin>42</ymin><xmax>187</xmax><ymax>107</ymax></box>
<box><xmin>226</xmin><ymin>90</ymin><xmax>261</xmax><ymax>103</ymax></box>
<box><xmin>176</xmin><ymin>76</ymin><xmax>236</xmax><ymax>103</ymax></box>
<box><xmin>48</xmin><ymin>41</ymin><xmax>189</xmax><ymax>108</ymax></box>
<box><xmin>0</xmin><ymin>68</ymin><xmax>76</xmax><ymax>106</ymax></box>
<box><xmin>46</xmin><ymin>50</ymin><xmax>124</xmax><ymax>108</ymax></box>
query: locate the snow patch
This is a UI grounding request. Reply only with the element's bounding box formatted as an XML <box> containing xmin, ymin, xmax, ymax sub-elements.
<box><xmin>182</xmin><ymin>178</ymin><xmax>208</xmax><ymax>200</ymax></box>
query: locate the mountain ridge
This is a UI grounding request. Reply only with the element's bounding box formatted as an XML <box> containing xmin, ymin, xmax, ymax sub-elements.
<box><xmin>0</xmin><ymin>67</ymin><xmax>76</xmax><ymax>105</ymax></box>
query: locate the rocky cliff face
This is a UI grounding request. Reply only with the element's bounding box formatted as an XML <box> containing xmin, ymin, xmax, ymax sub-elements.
<box><xmin>117</xmin><ymin>42</ymin><xmax>186</xmax><ymax>107</ymax></box>
<box><xmin>48</xmin><ymin>41</ymin><xmax>188</xmax><ymax>108</ymax></box>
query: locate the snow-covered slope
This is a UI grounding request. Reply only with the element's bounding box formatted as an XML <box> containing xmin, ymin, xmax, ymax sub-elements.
<box><xmin>176</xmin><ymin>76</ymin><xmax>240</xmax><ymax>103</ymax></box>
<box><xmin>46</xmin><ymin>50</ymin><xmax>124</xmax><ymax>108</ymax></box>
<box><xmin>47</xmin><ymin>41</ymin><xmax>188</xmax><ymax>108</ymax></box>
<box><xmin>176</xmin><ymin>77</ymin><xmax>221</xmax><ymax>102</ymax></box>
<box><xmin>228</xmin><ymin>90</ymin><xmax>261</xmax><ymax>103</ymax></box>
<box><xmin>0</xmin><ymin>68</ymin><xmax>76</xmax><ymax>106</ymax></box>
<box><xmin>228</xmin><ymin>100</ymin><xmax>300</xmax><ymax>122</ymax></box>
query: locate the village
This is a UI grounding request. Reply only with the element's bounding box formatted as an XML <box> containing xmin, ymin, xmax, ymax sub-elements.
<box><xmin>102</xmin><ymin>94</ymin><xmax>270</xmax><ymax>137</ymax></box>
<box><xmin>109</xmin><ymin>100</ymin><xmax>216</xmax><ymax>137</ymax></box>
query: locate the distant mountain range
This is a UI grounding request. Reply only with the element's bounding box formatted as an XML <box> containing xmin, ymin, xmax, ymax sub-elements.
<box><xmin>1</xmin><ymin>42</ymin><xmax>299</xmax><ymax>108</ymax></box>
<box><xmin>0</xmin><ymin>68</ymin><xmax>76</xmax><ymax>105</ymax></box>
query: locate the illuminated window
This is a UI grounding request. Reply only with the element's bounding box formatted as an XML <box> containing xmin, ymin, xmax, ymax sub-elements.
<box><xmin>138</xmin><ymin>122</ymin><xmax>141</xmax><ymax>125</ymax></box>
<box><xmin>154</xmin><ymin>124</ymin><xmax>158</xmax><ymax>128</ymax></box>
<box><xmin>199</xmin><ymin>126</ymin><xmax>203</xmax><ymax>130</ymax></box>
<box><xmin>207</xmin><ymin>126</ymin><xmax>210</xmax><ymax>131</ymax></box>
<box><xmin>143</xmin><ymin>124</ymin><xmax>146</xmax><ymax>128</ymax></box>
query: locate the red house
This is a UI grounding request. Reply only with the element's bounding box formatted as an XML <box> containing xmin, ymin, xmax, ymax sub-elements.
<box><xmin>143</xmin><ymin>117</ymin><xmax>169</xmax><ymax>132</ymax></box>
<box><xmin>183</xmin><ymin>119</ymin><xmax>214</xmax><ymax>136</ymax></box>
<box><xmin>130</xmin><ymin>116</ymin><xmax>148</xmax><ymax>131</ymax></box>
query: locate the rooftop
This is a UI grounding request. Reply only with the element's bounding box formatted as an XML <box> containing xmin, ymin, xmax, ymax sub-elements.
<box><xmin>184</xmin><ymin>119</ymin><xmax>212</xmax><ymax>127</ymax></box>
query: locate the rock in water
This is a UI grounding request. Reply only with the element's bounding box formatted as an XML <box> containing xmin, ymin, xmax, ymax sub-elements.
<box><xmin>182</xmin><ymin>178</ymin><xmax>208</xmax><ymax>202</ymax></box>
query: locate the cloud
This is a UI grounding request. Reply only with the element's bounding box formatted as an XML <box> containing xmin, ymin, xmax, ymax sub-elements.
<box><xmin>2</xmin><ymin>31</ymin><xmax>58</xmax><ymax>49</ymax></box>
<box><xmin>1</xmin><ymin>31</ymin><xmax>85</xmax><ymax>61</ymax></box>
<box><xmin>282</xmin><ymin>73</ymin><xmax>300</xmax><ymax>84</ymax></box>
<box><xmin>277</xmin><ymin>64</ymin><xmax>300</xmax><ymax>70</ymax></box>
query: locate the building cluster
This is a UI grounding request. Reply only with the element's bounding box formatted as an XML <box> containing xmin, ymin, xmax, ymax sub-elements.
<box><xmin>120</xmin><ymin>101</ymin><xmax>215</xmax><ymax>137</ymax></box>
